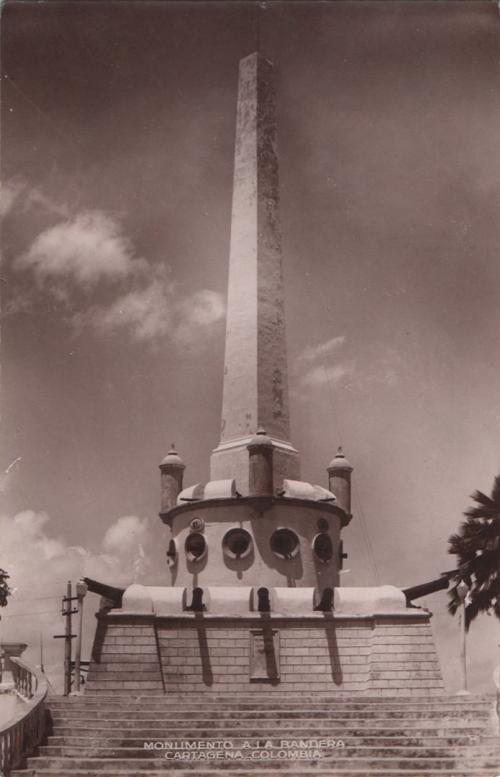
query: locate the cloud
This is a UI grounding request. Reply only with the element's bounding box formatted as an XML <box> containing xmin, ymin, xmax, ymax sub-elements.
<box><xmin>78</xmin><ymin>270</ymin><xmax>174</xmax><ymax>341</ymax></box>
<box><xmin>174</xmin><ymin>289</ymin><xmax>226</xmax><ymax>345</ymax></box>
<box><xmin>11</xmin><ymin>207</ymin><xmax>225</xmax><ymax>345</ymax></box>
<box><xmin>294</xmin><ymin>335</ymin><xmax>400</xmax><ymax>395</ymax></box>
<box><xmin>294</xmin><ymin>334</ymin><xmax>353</xmax><ymax>394</ymax></box>
<box><xmin>102</xmin><ymin>515</ymin><xmax>150</xmax><ymax>556</ymax></box>
<box><xmin>0</xmin><ymin>508</ymin><xmax>153</xmax><ymax>691</ymax></box>
<box><xmin>297</xmin><ymin>335</ymin><xmax>346</xmax><ymax>363</ymax></box>
<box><xmin>299</xmin><ymin>362</ymin><xmax>355</xmax><ymax>390</ymax></box>
<box><xmin>76</xmin><ymin>274</ymin><xmax>225</xmax><ymax>344</ymax></box>
<box><xmin>14</xmin><ymin>210</ymin><xmax>148</xmax><ymax>291</ymax></box>
<box><xmin>0</xmin><ymin>179</ymin><xmax>24</xmax><ymax>217</ymax></box>
<box><xmin>0</xmin><ymin>509</ymin><xmax>152</xmax><ymax>590</ymax></box>
<box><xmin>1</xmin><ymin>178</ymin><xmax>70</xmax><ymax>220</ymax></box>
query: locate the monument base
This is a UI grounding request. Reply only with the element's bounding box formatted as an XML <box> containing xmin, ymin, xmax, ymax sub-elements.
<box><xmin>86</xmin><ymin>600</ymin><xmax>444</xmax><ymax>696</ymax></box>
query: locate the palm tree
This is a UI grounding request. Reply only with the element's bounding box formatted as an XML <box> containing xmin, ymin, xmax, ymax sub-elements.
<box><xmin>447</xmin><ymin>475</ymin><xmax>500</xmax><ymax>630</ymax></box>
<box><xmin>0</xmin><ymin>568</ymin><xmax>10</xmax><ymax>607</ymax></box>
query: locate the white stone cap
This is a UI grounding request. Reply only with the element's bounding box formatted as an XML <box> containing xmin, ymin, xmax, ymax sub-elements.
<box><xmin>176</xmin><ymin>483</ymin><xmax>204</xmax><ymax>504</ymax></box>
<box><xmin>282</xmin><ymin>479</ymin><xmax>336</xmax><ymax>502</ymax></box>
<box><xmin>119</xmin><ymin>583</ymin><xmax>408</xmax><ymax>616</ymax></box>
<box><xmin>121</xmin><ymin>584</ymin><xmax>154</xmax><ymax>613</ymax></box>
<box><xmin>150</xmin><ymin>586</ymin><xmax>186</xmax><ymax>615</ymax></box>
<box><xmin>177</xmin><ymin>479</ymin><xmax>237</xmax><ymax>504</ymax></box>
<box><xmin>121</xmin><ymin>584</ymin><xmax>187</xmax><ymax>615</ymax></box>
<box><xmin>334</xmin><ymin>585</ymin><xmax>407</xmax><ymax>614</ymax></box>
<box><xmin>205</xmin><ymin>586</ymin><xmax>253</xmax><ymax>614</ymax></box>
<box><xmin>270</xmin><ymin>587</ymin><xmax>316</xmax><ymax>615</ymax></box>
<box><xmin>203</xmin><ymin>479</ymin><xmax>237</xmax><ymax>500</ymax></box>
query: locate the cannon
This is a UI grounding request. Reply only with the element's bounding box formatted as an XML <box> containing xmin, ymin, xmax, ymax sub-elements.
<box><xmin>402</xmin><ymin>569</ymin><xmax>458</xmax><ymax>605</ymax></box>
<box><xmin>83</xmin><ymin>577</ymin><xmax>125</xmax><ymax>607</ymax></box>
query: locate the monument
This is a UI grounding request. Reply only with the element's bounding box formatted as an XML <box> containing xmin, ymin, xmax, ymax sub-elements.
<box><xmin>84</xmin><ymin>53</ymin><xmax>446</xmax><ymax>698</ymax></box>
<box><xmin>12</xmin><ymin>50</ymin><xmax>499</xmax><ymax>777</ymax></box>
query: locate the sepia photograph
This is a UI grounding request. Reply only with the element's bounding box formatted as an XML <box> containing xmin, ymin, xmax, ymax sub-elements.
<box><xmin>1</xmin><ymin>1</ymin><xmax>499</xmax><ymax>775</ymax></box>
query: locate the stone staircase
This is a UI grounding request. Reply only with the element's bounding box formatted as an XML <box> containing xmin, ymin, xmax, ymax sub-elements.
<box><xmin>12</xmin><ymin>693</ymin><xmax>500</xmax><ymax>777</ymax></box>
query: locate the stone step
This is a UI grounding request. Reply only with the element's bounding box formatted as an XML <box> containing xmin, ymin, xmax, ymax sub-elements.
<box><xmin>75</xmin><ymin>688</ymin><xmax>495</xmax><ymax>706</ymax></box>
<box><xmin>50</xmin><ymin>725</ymin><xmax>489</xmax><ymax>739</ymax></box>
<box><xmin>24</xmin><ymin>755</ymin><xmax>500</xmax><ymax>771</ymax></box>
<box><xmin>47</xmin><ymin>701</ymin><xmax>495</xmax><ymax>713</ymax></box>
<box><xmin>48</xmin><ymin>694</ymin><xmax>493</xmax><ymax>705</ymax></box>
<box><xmin>37</xmin><ymin>744</ymin><xmax>500</xmax><ymax>759</ymax></box>
<box><xmin>47</xmin><ymin>709</ymin><xmax>491</xmax><ymax>725</ymax></box>
<box><xmin>10</xmin><ymin>769</ymin><xmax>500</xmax><ymax>777</ymax></box>
<box><xmin>48</xmin><ymin>719</ymin><xmax>492</xmax><ymax>734</ymax></box>
<box><xmin>46</xmin><ymin>735</ymin><xmax>496</xmax><ymax>748</ymax></box>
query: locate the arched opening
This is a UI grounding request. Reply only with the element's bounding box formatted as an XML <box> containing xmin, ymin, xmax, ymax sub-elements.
<box><xmin>257</xmin><ymin>587</ymin><xmax>271</xmax><ymax>612</ymax></box>
<box><xmin>185</xmin><ymin>532</ymin><xmax>207</xmax><ymax>563</ymax></box>
<box><xmin>222</xmin><ymin>528</ymin><xmax>253</xmax><ymax>560</ymax></box>
<box><xmin>270</xmin><ymin>528</ymin><xmax>300</xmax><ymax>560</ymax></box>
<box><xmin>312</xmin><ymin>532</ymin><xmax>333</xmax><ymax>563</ymax></box>
<box><xmin>166</xmin><ymin>539</ymin><xmax>177</xmax><ymax>567</ymax></box>
<box><xmin>186</xmin><ymin>587</ymin><xmax>205</xmax><ymax>611</ymax></box>
<box><xmin>314</xmin><ymin>587</ymin><xmax>334</xmax><ymax>611</ymax></box>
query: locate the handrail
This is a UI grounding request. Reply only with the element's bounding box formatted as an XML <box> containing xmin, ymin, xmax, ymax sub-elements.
<box><xmin>0</xmin><ymin>657</ymin><xmax>48</xmax><ymax>776</ymax></box>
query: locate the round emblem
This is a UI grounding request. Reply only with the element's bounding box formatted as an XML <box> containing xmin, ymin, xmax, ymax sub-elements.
<box><xmin>190</xmin><ymin>517</ymin><xmax>205</xmax><ymax>532</ymax></box>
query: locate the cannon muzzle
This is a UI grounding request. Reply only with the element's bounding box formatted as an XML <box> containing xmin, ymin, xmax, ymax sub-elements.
<box><xmin>83</xmin><ymin>577</ymin><xmax>125</xmax><ymax>607</ymax></box>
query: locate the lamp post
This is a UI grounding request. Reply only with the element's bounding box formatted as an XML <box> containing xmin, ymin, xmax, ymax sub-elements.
<box><xmin>74</xmin><ymin>580</ymin><xmax>88</xmax><ymax>693</ymax></box>
<box><xmin>456</xmin><ymin>580</ymin><xmax>470</xmax><ymax>695</ymax></box>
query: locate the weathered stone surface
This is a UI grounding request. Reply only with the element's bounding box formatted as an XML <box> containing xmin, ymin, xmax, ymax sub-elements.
<box><xmin>211</xmin><ymin>53</ymin><xmax>298</xmax><ymax>492</ymax></box>
<box><xmin>85</xmin><ymin>611</ymin><xmax>445</xmax><ymax>697</ymax></box>
<box><xmin>14</xmin><ymin>693</ymin><xmax>500</xmax><ymax>777</ymax></box>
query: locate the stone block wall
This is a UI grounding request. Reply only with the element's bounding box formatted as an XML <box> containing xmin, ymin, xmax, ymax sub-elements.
<box><xmin>86</xmin><ymin>612</ymin><xmax>444</xmax><ymax>697</ymax></box>
<box><xmin>87</xmin><ymin>615</ymin><xmax>164</xmax><ymax>694</ymax></box>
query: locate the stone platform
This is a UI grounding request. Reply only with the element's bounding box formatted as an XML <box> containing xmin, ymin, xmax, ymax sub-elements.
<box><xmin>84</xmin><ymin>607</ymin><xmax>444</xmax><ymax>697</ymax></box>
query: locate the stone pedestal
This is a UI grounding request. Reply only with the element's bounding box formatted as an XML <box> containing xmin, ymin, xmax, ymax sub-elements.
<box><xmin>85</xmin><ymin>590</ymin><xmax>444</xmax><ymax>697</ymax></box>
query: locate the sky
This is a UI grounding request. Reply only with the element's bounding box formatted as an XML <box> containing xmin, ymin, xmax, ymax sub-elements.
<box><xmin>1</xmin><ymin>0</ymin><xmax>499</xmax><ymax>694</ymax></box>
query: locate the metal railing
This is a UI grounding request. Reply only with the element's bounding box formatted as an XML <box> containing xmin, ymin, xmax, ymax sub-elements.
<box><xmin>0</xmin><ymin>657</ymin><xmax>48</xmax><ymax>776</ymax></box>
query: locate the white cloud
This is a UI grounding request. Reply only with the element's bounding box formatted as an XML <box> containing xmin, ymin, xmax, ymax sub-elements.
<box><xmin>1</xmin><ymin>178</ymin><xmax>71</xmax><ymax>220</ymax></box>
<box><xmin>0</xmin><ymin>509</ymin><xmax>151</xmax><ymax>591</ymax></box>
<box><xmin>174</xmin><ymin>289</ymin><xmax>226</xmax><ymax>345</ymax></box>
<box><xmin>76</xmin><ymin>274</ymin><xmax>225</xmax><ymax>345</ymax></box>
<box><xmin>297</xmin><ymin>335</ymin><xmax>346</xmax><ymax>363</ymax></box>
<box><xmin>299</xmin><ymin>362</ymin><xmax>355</xmax><ymax>390</ymax></box>
<box><xmin>103</xmin><ymin>515</ymin><xmax>150</xmax><ymax>556</ymax></box>
<box><xmin>294</xmin><ymin>335</ymin><xmax>353</xmax><ymax>394</ymax></box>
<box><xmin>80</xmin><ymin>272</ymin><xmax>174</xmax><ymax>341</ymax></box>
<box><xmin>0</xmin><ymin>509</ymin><xmax>153</xmax><ymax>691</ymax></box>
<box><xmin>14</xmin><ymin>210</ymin><xmax>148</xmax><ymax>290</ymax></box>
<box><xmin>0</xmin><ymin>180</ymin><xmax>24</xmax><ymax>217</ymax></box>
<box><xmin>12</xmin><ymin>208</ymin><xmax>225</xmax><ymax>345</ymax></box>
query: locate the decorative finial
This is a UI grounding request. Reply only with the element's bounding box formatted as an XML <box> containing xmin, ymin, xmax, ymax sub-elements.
<box><xmin>248</xmin><ymin>427</ymin><xmax>272</xmax><ymax>449</ymax></box>
<box><xmin>327</xmin><ymin>446</ymin><xmax>353</xmax><ymax>472</ymax></box>
<box><xmin>160</xmin><ymin>444</ymin><xmax>185</xmax><ymax>468</ymax></box>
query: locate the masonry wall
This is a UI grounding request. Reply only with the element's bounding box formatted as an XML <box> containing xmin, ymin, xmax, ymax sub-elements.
<box><xmin>86</xmin><ymin>612</ymin><xmax>444</xmax><ymax>697</ymax></box>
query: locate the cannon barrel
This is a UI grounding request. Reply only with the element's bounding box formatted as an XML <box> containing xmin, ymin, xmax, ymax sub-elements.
<box><xmin>403</xmin><ymin>575</ymin><xmax>453</xmax><ymax>604</ymax></box>
<box><xmin>83</xmin><ymin>577</ymin><xmax>125</xmax><ymax>607</ymax></box>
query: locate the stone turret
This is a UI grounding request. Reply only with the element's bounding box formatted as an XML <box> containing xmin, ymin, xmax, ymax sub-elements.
<box><xmin>247</xmin><ymin>428</ymin><xmax>273</xmax><ymax>497</ymax></box>
<box><xmin>327</xmin><ymin>446</ymin><xmax>353</xmax><ymax>515</ymax></box>
<box><xmin>159</xmin><ymin>444</ymin><xmax>185</xmax><ymax>515</ymax></box>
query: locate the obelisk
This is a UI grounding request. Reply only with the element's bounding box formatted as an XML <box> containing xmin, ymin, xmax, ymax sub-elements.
<box><xmin>210</xmin><ymin>53</ymin><xmax>300</xmax><ymax>493</ymax></box>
